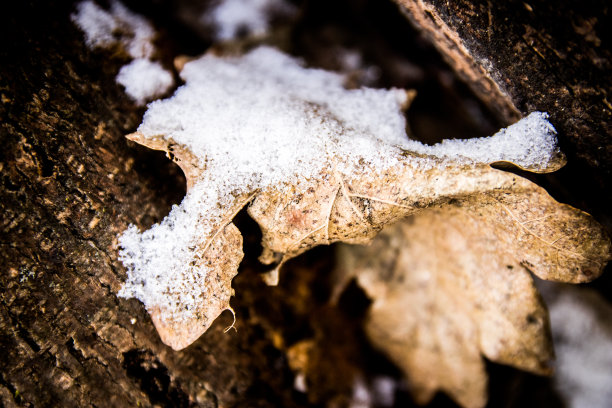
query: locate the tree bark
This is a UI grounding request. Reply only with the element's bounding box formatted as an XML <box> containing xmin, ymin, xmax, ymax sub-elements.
<box><xmin>0</xmin><ymin>2</ymin><xmax>311</xmax><ymax>407</ymax></box>
<box><xmin>392</xmin><ymin>0</ymin><xmax>612</xmax><ymax>218</ymax></box>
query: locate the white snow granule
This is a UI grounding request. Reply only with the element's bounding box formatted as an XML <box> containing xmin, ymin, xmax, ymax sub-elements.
<box><xmin>205</xmin><ymin>0</ymin><xmax>297</xmax><ymax>41</ymax></box>
<box><xmin>116</xmin><ymin>59</ymin><xmax>174</xmax><ymax>105</ymax></box>
<box><xmin>72</xmin><ymin>1</ymin><xmax>175</xmax><ymax>105</ymax></box>
<box><xmin>349</xmin><ymin>378</ymin><xmax>373</xmax><ymax>408</ymax></box>
<box><xmin>118</xmin><ymin>46</ymin><xmax>560</xmax><ymax>327</ymax></box>
<box><xmin>71</xmin><ymin>0</ymin><xmax>156</xmax><ymax>59</ymax></box>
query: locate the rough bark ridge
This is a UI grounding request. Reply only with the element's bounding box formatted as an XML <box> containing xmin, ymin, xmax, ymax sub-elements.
<box><xmin>0</xmin><ymin>2</ymin><xmax>305</xmax><ymax>407</ymax></box>
<box><xmin>394</xmin><ymin>0</ymin><xmax>612</xmax><ymax>211</ymax></box>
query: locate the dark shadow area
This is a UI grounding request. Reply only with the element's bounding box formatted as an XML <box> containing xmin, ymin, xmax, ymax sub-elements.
<box><xmin>123</xmin><ymin>349</ymin><xmax>194</xmax><ymax>407</ymax></box>
<box><xmin>486</xmin><ymin>361</ymin><xmax>565</xmax><ymax>408</ymax></box>
<box><xmin>292</xmin><ymin>0</ymin><xmax>501</xmax><ymax>144</ymax></box>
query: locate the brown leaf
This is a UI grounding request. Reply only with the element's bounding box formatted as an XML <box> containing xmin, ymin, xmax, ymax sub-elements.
<box><xmin>334</xmin><ymin>182</ymin><xmax>610</xmax><ymax>407</ymax></box>
<box><xmin>249</xmin><ymin>159</ymin><xmax>570</xmax><ymax>270</ymax></box>
<box><xmin>149</xmin><ymin>222</ymin><xmax>242</xmax><ymax>350</ymax></box>
<box><xmin>120</xmin><ymin>134</ymin><xmax>250</xmax><ymax>349</ymax></box>
<box><xmin>117</xmin><ymin>46</ymin><xmax>607</xmax><ymax>353</ymax></box>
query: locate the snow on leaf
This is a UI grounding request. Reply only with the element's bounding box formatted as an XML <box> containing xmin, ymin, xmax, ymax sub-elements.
<box><xmin>116</xmin><ymin>45</ymin><xmax>603</xmax><ymax>352</ymax></box>
<box><xmin>333</xmin><ymin>187</ymin><xmax>610</xmax><ymax>407</ymax></box>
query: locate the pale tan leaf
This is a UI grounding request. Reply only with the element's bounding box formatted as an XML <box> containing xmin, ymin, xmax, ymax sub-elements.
<box><xmin>249</xmin><ymin>160</ymin><xmax>563</xmax><ymax>267</ymax></box>
<box><xmin>334</xmin><ymin>182</ymin><xmax>610</xmax><ymax>407</ymax></box>
<box><xmin>117</xmin><ymin>46</ymin><xmax>608</xmax><ymax>354</ymax></box>
<box><xmin>149</xmin><ymin>223</ymin><xmax>243</xmax><ymax>350</ymax></box>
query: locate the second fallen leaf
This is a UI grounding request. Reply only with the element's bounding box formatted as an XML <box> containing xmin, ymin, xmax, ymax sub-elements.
<box><xmin>334</xmin><ymin>184</ymin><xmax>610</xmax><ymax>408</ymax></box>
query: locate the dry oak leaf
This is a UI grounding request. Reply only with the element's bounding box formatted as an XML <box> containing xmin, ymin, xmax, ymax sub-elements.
<box><xmin>334</xmin><ymin>191</ymin><xmax>610</xmax><ymax>408</ymax></box>
<box><xmin>117</xmin><ymin>46</ymin><xmax>595</xmax><ymax>351</ymax></box>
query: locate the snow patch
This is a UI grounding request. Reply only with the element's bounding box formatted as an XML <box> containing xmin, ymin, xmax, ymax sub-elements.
<box><xmin>138</xmin><ymin>46</ymin><xmax>412</xmax><ymax>187</ymax></box>
<box><xmin>118</xmin><ymin>46</ymin><xmax>560</xmax><ymax>328</ymax></box>
<box><xmin>138</xmin><ymin>46</ymin><xmax>559</xmax><ymax>182</ymax></box>
<box><xmin>116</xmin><ymin>59</ymin><xmax>174</xmax><ymax>105</ymax></box>
<box><xmin>415</xmin><ymin>111</ymin><xmax>559</xmax><ymax>170</ymax></box>
<box><xmin>71</xmin><ymin>0</ymin><xmax>155</xmax><ymax>58</ymax></box>
<box><xmin>205</xmin><ymin>0</ymin><xmax>297</xmax><ymax>40</ymax></box>
<box><xmin>71</xmin><ymin>0</ymin><xmax>174</xmax><ymax>105</ymax></box>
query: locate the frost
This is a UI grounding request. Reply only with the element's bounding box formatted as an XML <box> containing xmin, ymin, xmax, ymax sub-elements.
<box><xmin>116</xmin><ymin>59</ymin><xmax>174</xmax><ymax>105</ymax></box>
<box><xmin>117</xmin><ymin>46</ymin><xmax>570</xmax><ymax>350</ymax></box>
<box><xmin>205</xmin><ymin>0</ymin><xmax>297</xmax><ymax>40</ymax></box>
<box><xmin>71</xmin><ymin>0</ymin><xmax>175</xmax><ymax>105</ymax></box>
